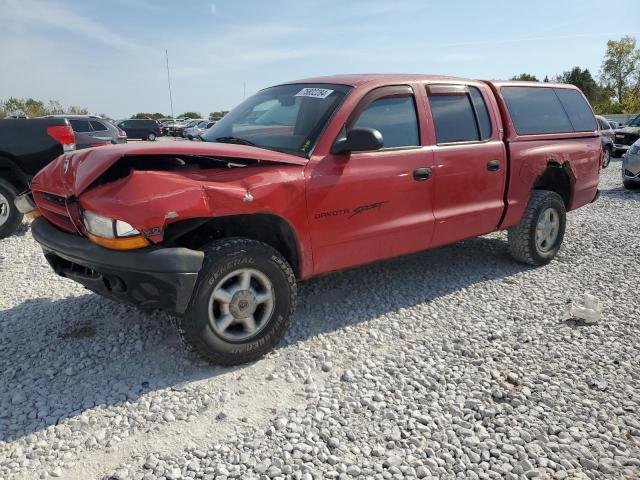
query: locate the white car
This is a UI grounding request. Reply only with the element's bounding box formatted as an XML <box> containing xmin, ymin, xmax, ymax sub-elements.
<box><xmin>184</xmin><ymin>120</ymin><xmax>215</xmax><ymax>140</ymax></box>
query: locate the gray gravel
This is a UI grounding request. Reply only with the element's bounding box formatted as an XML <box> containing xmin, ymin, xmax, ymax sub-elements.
<box><xmin>1</xmin><ymin>160</ymin><xmax>639</xmax><ymax>479</ymax></box>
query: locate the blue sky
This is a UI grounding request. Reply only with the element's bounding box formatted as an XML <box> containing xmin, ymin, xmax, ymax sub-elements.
<box><xmin>0</xmin><ymin>0</ymin><xmax>638</xmax><ymax>119</ymax></box>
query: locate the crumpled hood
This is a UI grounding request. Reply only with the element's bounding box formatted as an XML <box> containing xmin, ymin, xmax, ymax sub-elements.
<box><xmin>31</xmin><ymin>141</ymin><xmax>307</xmax><ymax>196</ymax></box>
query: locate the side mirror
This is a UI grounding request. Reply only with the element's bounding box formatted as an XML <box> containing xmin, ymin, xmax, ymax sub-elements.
<box><xmin>332</xmin><ymin>127</ymin><xmax>383</xmax><ymax>154</ymax></box>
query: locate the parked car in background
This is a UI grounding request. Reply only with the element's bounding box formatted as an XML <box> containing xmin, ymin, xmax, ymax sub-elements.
<box><xmin>116</xmin><ymin>119</ymin><xmax>161</xmax><ymax>141</ymax></box>
<box><xmin>596</xmin><ymin>115</ymin><xmax>614</xmax><ymax>168</ymax></box>
<box><xmin>613</xmin><ymin>114</ymin><xmax>640</xmax><ymax>157</ymax></box>
<box><xmin>0</xmin><ymin>117</ymin><xmax>75</xmax><ymax>238</ymax></box>
<box><xmin>184</xmin><ymin>120</ymin><xmax>215</xmax><ymax>140</ymax></box>
<box><xmin>164</xmin><ymin>119</ymin><xmax>186</xmax><ymax>137</ymax></box>
<box><xmin>622</xmin><ymin>138</ymin><xmax>640</xmax><ymax>189</ymax></box>
<box><xmin>159</xmin><ymin>119</ymin><xmax>174</xmax><ymax>136</ymax></box>
<box><xmin>48</xmin><ymin>115</ymin><xmax>126</xmax><ymax>149</ymax></box>
<box><xmin>20</xmin><ymin>75</ymin><xmax>602</xmax><ymax>365</ymax></box>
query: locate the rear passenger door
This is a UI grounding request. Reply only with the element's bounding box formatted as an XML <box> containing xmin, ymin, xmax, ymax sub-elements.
<box><xmin>68</xmin><ymin>119</ymin><xmax>93</xmax><ymax>149</ymax></box>
<box><xmin>425</xmin><ymin>84</ymin><xmax>507</xmax><ymax>247</ymax></box>
<box><xmin>89</xmin><ymin>120</ymin><xmax>113</xmax><ymax>144</ymax></box>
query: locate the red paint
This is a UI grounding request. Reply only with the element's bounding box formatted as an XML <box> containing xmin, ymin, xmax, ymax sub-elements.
<box><xmin>31</xmin><ymin>75</ymin><xmax>601</xmax><ymax>280</ymax></box>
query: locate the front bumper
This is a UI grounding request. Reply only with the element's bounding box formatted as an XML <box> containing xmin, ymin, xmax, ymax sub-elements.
<box><xmin>31</xmin><ymin>217</ymin><xmax>204</xmax><ymax>314</ymax></box>
<box><xmin>614</xmin><ymin>144</ymin><xmax>630</xmax><ymax>152</ymax></box>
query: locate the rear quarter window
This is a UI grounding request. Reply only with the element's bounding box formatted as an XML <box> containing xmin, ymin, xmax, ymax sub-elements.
<box><xmin>501</xmin><ymin>86</ymin><xmax>596</xmax><ymax>135</ymax></box>
<box><xmin>554</xmin><ymin>88</ymin><xmax>597</xmax><ymax>132</ymax></box>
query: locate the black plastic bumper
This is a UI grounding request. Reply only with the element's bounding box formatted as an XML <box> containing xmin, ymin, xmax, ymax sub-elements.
<box><xmin>31</xmin><ymin>217</ymin><xmax>204</xmax><ymax>314</ymax></box>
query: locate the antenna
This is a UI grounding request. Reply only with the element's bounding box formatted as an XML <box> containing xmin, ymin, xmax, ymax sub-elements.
<box><xmin>165</xmin><ymin>49</ymin><xmax>175</xmax><ymax>119</ymax></box>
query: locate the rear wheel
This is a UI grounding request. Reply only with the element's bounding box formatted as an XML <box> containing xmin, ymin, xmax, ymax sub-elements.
<box><xmin>508</xmin><ymin>190</ymin><xmax>566</xmax><ymax>266</ymax></box>
<box><xmin>147</xmin><ymin>132</ymin><xmax>156</xmax><ymax>141</ymax></box>
<box><xmin>175</xmin><ymin>238</ymin><xmax>297</xmax><ymax>365</ymax></box>
<box><xmin>0</xmin><ymin>179</ymin><xmax>24</xmax><ymax>239</ymax></box>
<box><xmin>603</xmin><ymin>146</ymin><xmax>612</xmax><ymax>168</ymax></box>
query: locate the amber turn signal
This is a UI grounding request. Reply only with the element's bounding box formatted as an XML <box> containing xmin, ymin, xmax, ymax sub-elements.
<box><xmin>87</xmin><ymin>232</ymin><xmax>149</xmax><ymax>250</ymax></box>
<box><xmin>25</xmin><ymin>209</ymin><xmax>43</xmax><ymax>220</ymax></box>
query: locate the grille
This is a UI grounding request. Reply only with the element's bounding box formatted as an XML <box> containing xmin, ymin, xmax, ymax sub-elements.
<box><xmin>33</xmin><ymin>191</ymin><xmax>77</xmax><ymax>233</ymax></box>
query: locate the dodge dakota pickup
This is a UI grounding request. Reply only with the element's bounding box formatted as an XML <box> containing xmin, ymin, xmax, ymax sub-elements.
<box><xmin>18</xmin><ymin>75</ymin><xmax>602</xmax><ymax>365</ymax></box>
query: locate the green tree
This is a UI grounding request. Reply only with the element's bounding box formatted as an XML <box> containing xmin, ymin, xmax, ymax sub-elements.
<box><xmin>46</xmin><ymin>100</ymin><xmax>65</xmax><ymax>115</ymax></box>
<box><xmin>600</xmin><ymin>36</ymin><xmax>640</xmax><ymax>106</ymax></box>
<box><xmin>131</xmin><ymin>112</ymin><xmax>166</xmax><ymax>120</ymax></box>
<box><xmin>67</xmin><ymin>105</ymin><xmax>89</xmax><ymax>115</ymax></box>
<box><xmin>511</xmin><ymin>73</ymin><xmax>539</xmax><ymax>82</ymax></box>
<box><xmin>553</xmin><ymin>67</ymin><xmax>610</xmax><ymax>108</ymax></box>
<box><xmin>179</xmin><ymin>111</ymin><xmax>203</xmax><ymax>119</ymax></box>
<box><xmin>209</xmin><ymin>111</ymin><xmax>229</xmax><ymax>120</ymax></box>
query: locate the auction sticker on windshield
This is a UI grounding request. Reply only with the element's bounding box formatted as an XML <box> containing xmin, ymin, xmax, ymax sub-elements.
<box><xmin>295</xmin><ymin>87</ymin><xmax>334</xmax><ymax>99</ymax></box>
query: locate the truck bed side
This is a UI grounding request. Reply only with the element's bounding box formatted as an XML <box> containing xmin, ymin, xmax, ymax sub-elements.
<box><xmin>483</xmin><ymin>81</ymin><xmax>601</xmax><ymax>229</ymax></box>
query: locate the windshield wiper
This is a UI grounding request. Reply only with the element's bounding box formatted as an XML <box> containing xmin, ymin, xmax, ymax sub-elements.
<box><xmin>214</xmin><ymin>136</ymin><xmax>257</xmax><ymax>147</ymax></box>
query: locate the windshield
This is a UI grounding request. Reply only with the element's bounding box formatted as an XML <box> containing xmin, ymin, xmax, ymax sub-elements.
<box><xmin>201</xmin><ymin>83</ymin><xmax>352</xmax><ymax>156</ymax></box>
<box><xmin>628</xmin><ymin>115</ymin><xmax>640</xmax><ymax>127</ymax></box>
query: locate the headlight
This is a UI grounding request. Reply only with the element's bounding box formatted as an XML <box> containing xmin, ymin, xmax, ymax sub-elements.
<box><xmin>83</xmin><ymin>210</ymin><xmax>140</xmax><ymax>238</ymax></box>
<box><xmin>83</xmin><ymin>210</ymin><xmax>149</xmax><ymax>250</ymax></box>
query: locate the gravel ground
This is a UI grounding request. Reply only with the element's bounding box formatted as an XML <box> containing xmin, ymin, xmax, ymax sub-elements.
<box><xmin>1</xmin><ymin>159</ymin><xmax>639</xmax><ymax>480</ymax></box>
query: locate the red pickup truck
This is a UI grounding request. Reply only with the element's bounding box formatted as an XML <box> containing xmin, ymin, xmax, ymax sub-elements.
<box><xmin>19</xmin><ymin>74</ymin><xmax>602</xmax><ymax>365</ymax></box>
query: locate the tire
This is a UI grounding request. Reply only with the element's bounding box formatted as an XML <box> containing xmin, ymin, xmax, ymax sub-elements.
<box><xmin>623</xmin><ymin>180</ymin><xmax>640</xmax><ymax>190</ymax></box>
<box><xmin>147</xmin><ymin>132</ymin><xmax>156</xmax><ymax>141</ymax></box>
<box><xmin>603</xmin><ymin>146</ymin><xmax>611</xmax><ymax>168</ymax></box>
<box><xmin>175</xmin><ymin>238</ymin><xmax>297</xmax><ymax>365</ymax></box>
<box><xmin>508</xmin><ymin>190</ymin><xmax>566</xmax><ymax>266</ymax></box>
<box><xmin>0</xmin><ymin>179</ymin><xmax>24</xmax><ymax>239</ymax></box>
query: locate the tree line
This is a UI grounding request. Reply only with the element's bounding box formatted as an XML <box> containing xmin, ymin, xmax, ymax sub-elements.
<box><xmin>512</xmin><ymin>36</ymin><xmax>640</xmax><ymax>114</ymax></box>
<box><xmin>0</xmin><ymin>98</ymin><xmax>90</xmax><ymax>118</ymax></box>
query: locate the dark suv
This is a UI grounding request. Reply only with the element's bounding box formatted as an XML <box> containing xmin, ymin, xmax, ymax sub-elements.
<box><xmin>116</xmin><ymin>119</ymin><xmax>161</xmax><ymax>141</ymax></box>
<box><xmin>613</xmin><ymin>114</ymin><xmax>640</xmax><ymax>157</ymax></box>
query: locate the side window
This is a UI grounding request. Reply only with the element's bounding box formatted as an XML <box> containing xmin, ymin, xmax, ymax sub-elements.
<box><xmin>352</xmin><ymin>95</ymin><xmax>419</xmax><ymax>148</ymax></box>
<box><xmin>90</xmin><ymin>121</ymin><xmax>108</xmax><ymax>132</ymax></box>
<box><xmin>469</xmin><ymin>87</ymin><xmax>492</xmax><ymax>140</ymax></box>
<box><xmin>69</xmin><ymin>119</ymin><xmax>92</xmax><ymax>132</ymax></box>
<box><xmin>501</xmin><ymin>87</ymin><xmax>573</xmax><ymax>135</ymax></box>
<box><xmin>553</xmin><ymin>88</ymin><xmax>597</xmax><ymax>132</ymax></box>
<box><xmin>428</xmin><ymin>93</ymin><xmax>479</xmax><ymax>143</ymax></box>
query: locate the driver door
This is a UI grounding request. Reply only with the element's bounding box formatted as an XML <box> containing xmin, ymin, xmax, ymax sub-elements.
<box><xmin>305</xmin><ymin>85</ymin><xmax>436</xmax><ymax>275</ymax></box>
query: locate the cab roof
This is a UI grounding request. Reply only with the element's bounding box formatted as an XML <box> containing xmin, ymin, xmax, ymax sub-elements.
<box><xmin>287</xmin><ymin>73</ymin><xmax>469</xmax><ymax>87</ymax></box>
<box><xmin>286</xmin><ymin>74</ymin><xmax>580</xmax><ymax>91</ymax></box>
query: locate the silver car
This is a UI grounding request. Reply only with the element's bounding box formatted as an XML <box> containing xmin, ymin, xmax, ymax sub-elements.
<box><xmin>184</xmin><ymin>120</ymin><xmax>215</xmax><ymax>140</ymax></box>
<box><xmin>622</xmin><ymin>138</ymin><xmax>640</xmax><ymax>189</ymax></box>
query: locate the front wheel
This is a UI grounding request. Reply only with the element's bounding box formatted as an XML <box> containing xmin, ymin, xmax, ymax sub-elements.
<box><xmin>508</xmin><ymin>190</ymin><xmax>566</xmax><ymax>266</ymax></box>
<box><xmin>147</xmin><ymin>132</ymin><xmax>156</xmax><ymax>141</ymax></box>
<box><xmin>175</xmin><ymin>238</ymin><xmax>297</xmax><ymax>365</ymax></box>
<box><xmin>0</xmin><ymin>179</ymin><xmax>24</xmax><ymax>239</ymax></box>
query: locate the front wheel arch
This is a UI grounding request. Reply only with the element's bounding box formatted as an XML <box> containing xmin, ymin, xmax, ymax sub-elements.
<box><xmin>163</xmin><ymin>213</ymin><xmax>302</xmax><ymax>278</ymax></box>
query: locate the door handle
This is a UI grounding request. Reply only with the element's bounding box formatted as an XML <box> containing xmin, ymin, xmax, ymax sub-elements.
<box><xmin>487</xmin><ymin>160</ymin><xmax>501</xmax><ymax>172</ymax></box>
<box><xmin>413</xmin><ymin>167</ymin><xmax>432</xmax><ymax>181</ymax></box>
